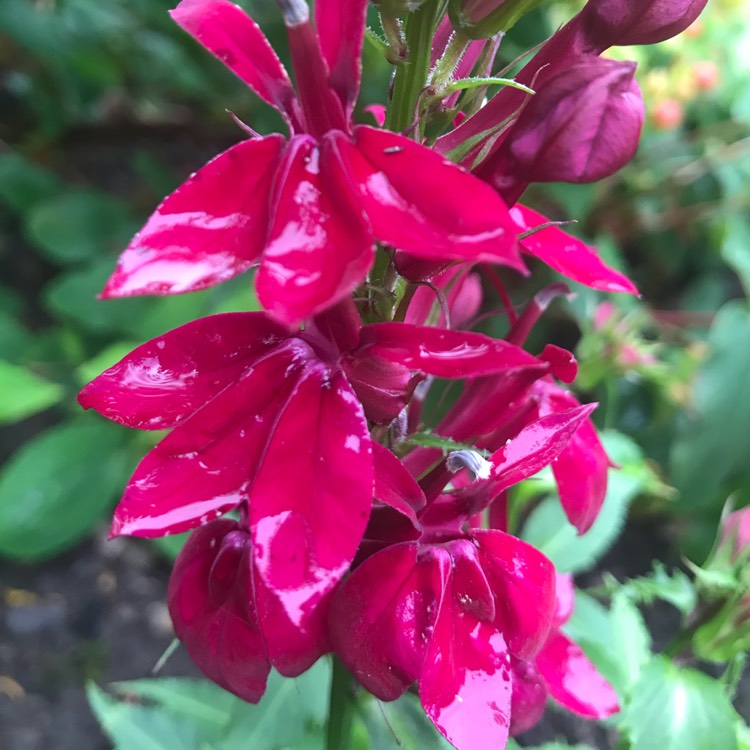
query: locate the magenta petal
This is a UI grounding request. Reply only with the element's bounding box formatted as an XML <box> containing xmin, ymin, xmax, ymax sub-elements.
<box><xmin>343</xmin><ymin>126</ymin><xmax>525</xmax><ymax>270</ymax></box>
<box><xmin>314</xmin><ymin>0</ymin><xmax>367</xmax><ymax>113</ymax></box>
<box><xmin>342</xmin><ymin>352</ymin><xmax>419</xmax><ymax>424</ymax></box>
<box><xmin>419</xmin><ymin>566</ymin><xmax>512</xmax><ymax>750</ymax></box>
<box><xmin>357</xmin><ymin>323</ymin><xmax>541</xmax><ymax>379</ymax></box>
<box><xmin>78</xmin><ymin>313</ymin><xmax>288</xmax><ymax>430</ymax></box>
<box><xmin>249</xmin><ymin>367</ymin><xmax>373</xmax><ymax>675</ymax></box>
<box><xmin>170</xmin><ymin>0</ymin><xmax>298</xmax><ymax>123</ymax></box>
<box><xmin>167</xmin><ymin>520</ymin><xmax>270</xmax><ymax>703</ymax></box>
<box><xmin>490</xmin><ymin>405</ymin><xmax>597</xmax><ymax>494</ymax></box>
<box><xmin>536</xmin><ymin>631</ymin><xmax>620</xmax><ymax>719</ymax></box>
<box><xmin>509</xmin><ymin>658</ymin><xmax>547</xmax><ymax>735</ymax></box>
<box><xmin>553</xmin><ymin>573</ymin><xmax>576</xmax><ymax>628</ymax></box>
<box><xmin>513</xmin><ymin>205</ymin><xmax>638</xmax><ymax>295</ymax></box>
<box><xmin>256</xmin><ymin>134</ymin><xmax>374</xmax><ymax>324</ymax></box>
<box><xmin>473</xmin><ymin>529</ymin><xmax>556</xmax><ymax>659</ymax></box>
<box><xmin>538</xmin><ymin>384</ymin><xmax>609</xmax><ymax>533</ymax></box>
<box><xmin>109</xmin><ymin>342</ymin><xmax>306</xmax><ymax>538</ymax></box>
<box><xmin>373</xmin><ymin>443</ymin><xmax>426</xmax><ymax>525</ymax></box>
<box><xmin>330</xmin><ymin>543</ymin><xmax>449</xmax><ymax>700</ymax></box>
<box><xmin>102</xmin><ymin>137</ymin><xmax>284</xmax><ymax>299</ymax></box>
<box><xmin>405</xmin><ymin>266</ymin><xmax>483</xmax><ymax>329</ymax></box>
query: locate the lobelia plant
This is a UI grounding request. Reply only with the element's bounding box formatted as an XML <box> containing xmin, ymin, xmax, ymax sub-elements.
<box><xmin>75</xmin><ymin>0</ymin><xmax>736</xmax><ymax>749</ymax></box>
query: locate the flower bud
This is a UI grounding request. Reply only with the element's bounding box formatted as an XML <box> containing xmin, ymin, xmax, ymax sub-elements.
<box><xmin>448</xmin><ymin>0</ymin><xmax>546</xmax><ymax>38</ymax></box>
<box><xmin>579</xmin><ymin>0</ymin><xmax>708</xmax><ymax>48</ymax></box>
<box><xmin>479</xmin><ymin>56</ymin><xmax>644</xmax><ymax>203</ymax></box>
<box><xmin>720</xmin><ymin>506</ymin><xmax>750</xmax><ymax>562</ymax></box>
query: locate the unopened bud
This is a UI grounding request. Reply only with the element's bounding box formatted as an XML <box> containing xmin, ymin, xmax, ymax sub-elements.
<box><xmin>481</xmin><ymin>56</ymin><xmax>644</xmax><ymax>202</ymax></box>
<box><xmin>579</xmin><ymin>0</ymin><xmax>708</xmax><ymax>48</ymax></box>
<box><xmin>448</xmin><ymin>0</ymin><xmax>546</xmax><ymax>37</ymax></box>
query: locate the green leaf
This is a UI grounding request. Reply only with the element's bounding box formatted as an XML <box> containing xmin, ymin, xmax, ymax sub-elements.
<box><xmin>0</xmin><ymin>153</ymin><xmax>59</xmax><ymax>212</ymax></box>
<box><xmin>110</xmin><ymin>678</ymin><xmax>235</xmax><ymax>732</ymax></box>
<box><xmin>609</xmin><ymin>592</ymin><xmax>651</xmax><ymax>695</ymax></box>
<box><xmin>521</xmin><ymin>431</ymin><xmax>646</xmax><ymax>573</ymax></box>
<box><xmin>220</xmin><ymin>659</ymin><xmax>331</xmax><ymax>749</ymax></box>
<box><xmin>358</xmin><ymin>691</ymin><xmax>454</xmax><ymax>750</ymax></box>
<box><xmin>0</xmin><ymin>359</ymin><xmax>63</xmax><ymax>424</ymax></box>
<box><xmin>622</xmin><ymin>657</ymin><xmax>738</xmax><ymax>750</ymax></box>
<box><xmin>87</xmin><ymin>683</ymin><xmax>202</xmax><ymax>750</ymax></box>
<box><xmin>563</xmin><ymin>592</ymin><xmax>622</xmax><ymax>693</ymax></box>
<box><xmin>26</xmin><ymin>191</ymin><xmax>134</xmax><ymax>264</ymax></box>
<box><xmin>0</xmin><ymin>418</ymin><xmax>133</xmax><ymax>561</ymax></box>
<box><xmin>721</xmin><ymin>216</ymin><xmax>750</xmax><ymax>298</ymax></box>
<box><xmin>616</xmin><ymin>562</ymin><xmax>697</xmax><ymax>615</ymax></box>
<box><xmin>671</xmin><ymin>301</ymin><xmax>750</xmax><ymax>510</ymax></box>
<box><xmin>445</xmin><ymin>76</ymin><xmax>535</xmax><ymax>95</ymax></box>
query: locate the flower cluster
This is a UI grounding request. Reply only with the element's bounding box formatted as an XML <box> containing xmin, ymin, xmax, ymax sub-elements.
<box><xmin>79</xmin><ymin>0</ymin><xmax>706</xmax><ymax>747</ymax></box>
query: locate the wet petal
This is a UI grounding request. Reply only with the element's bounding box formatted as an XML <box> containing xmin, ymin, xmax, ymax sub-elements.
<box><xmin>357</xmin><ymin>323</ymin><xmax>541</xmax><ymax>379</ymax></box>
<box><xmin>537</xmin><ymin>383</ymin><xmax>609</xmax><ymax>533</ymax></box>
<box><xmin>490</xmin><ymin>404</ymin><xmax>597</xmax><ymax>494</ymax></box>
<box><xmin>473</xmin><ymin>529</ymin><xmax>556</xmax><ymax>659</ymax></box>
<box><xmin>536</xmin><ymin>631</ymin><xmax>620</xmax><ymax>718</ymax></box>
<box><xmin>256</xmin><ymin>134</ymin><xmax>374</xmax><ymax>324</ymax></box>
<box><xmin>171</xmin><ymin>0</ymin><xmax>299</xmax><ymax>123</ymax></box>
<box><xmin>373</xmin><ymin>443</ymin><xmax>426</xmax><ymax>525</ymax></box>
<box><xmin>249</xmin><ymin>366</ymin><xmax>373</xmax><ymax>675</ymax></box>
<box><xmin>329</xmin><ymin>543</ymin><xmax>449</xmax><ymax>700</ymax></box>
<box><xmin>420</xmin><ymin>556</ymin><xmax>512</xmax><ymax>750</ymax></box>
<box><xmin>78</xmin><ymin>313</ymin><xmax>288</xmax><ymax>431</ymax></box>
<box><xmin>102</xmin><ymin>137</ymin><xmax>284</xmax><ymax>299</ymax></box>
<box><xmin>109</xmin><ymin>341</ymin><xmax>307</xmax><ymax>538</ymax></box>
<box><xmin>167</xmin><ymin>520</ymin><xmax>270</xmax><ymax>703</ymax></box>
<box><xmin>342</xmin><ymin>126</ymin><xmax>525</xmax><ymax>270</ymax></box>
<box><xmin>512</xmin><ymin>205</ymin><xmax>638</xmax><ymax>295</ymax></box>
<box><xmin>509</xmin><ymin>658</ymin><xmax>547</xmax><ymax>735</ymax></box>
<box><xmin>314</xmin><ymin>0</ymin><xmax>367</xmax><ymax>114</ymax></box>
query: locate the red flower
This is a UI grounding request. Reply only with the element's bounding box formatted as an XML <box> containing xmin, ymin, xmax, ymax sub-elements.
<box><xmin>510</xmin><ymin>573</ymin><xmax>620</xmax><ymax>735</ymax></box>
<box><xmin>101</xmin><ymin>0</ymin><xmax>524</xmax><ymax>324</ymax></box>
<box><xmin>330</xmin><ymin>407</ymin><xmax>594</xmax><ymax>750</ymax></box>
<box><xmin>79</xmin><ymin>307</ymin><xmax>555</xmax><ymax>685</ymax></box>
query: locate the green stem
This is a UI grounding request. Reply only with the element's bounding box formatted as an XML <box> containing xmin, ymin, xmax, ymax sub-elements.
<box><xmin>326</xmin><ymin>657</ymin><xmax>355</xmax><ymax>750</ymax></box>
<box><xmin>385</xmin><ymin>1</ymin><xmax>440</xmax><ymax>134</ymax></box>
<box><xmin>429</xmin><ymin>30</ymin><xmax>471</xmax><ymax>92</ymax></box>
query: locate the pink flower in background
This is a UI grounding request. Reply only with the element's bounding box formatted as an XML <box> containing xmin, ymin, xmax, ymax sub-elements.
<box><xmin>101</xmin><ymin>0</ymin><xmax>524</xmax><ymax>324</ymax></box>
<box><xmin>331</xmin><ymin>407</ymin><xmax>594</xmax><ymax>750</ymax></box>
<box><xmin>510</xmin><ymin>573</ymin><xmax>620</xmax><ymax>734</ymax></box>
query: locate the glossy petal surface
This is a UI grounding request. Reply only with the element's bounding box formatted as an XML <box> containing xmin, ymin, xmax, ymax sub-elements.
<box><xmin>473</xmin><ymin>530</ymin><xmax>556</xmax><ymax>659</ymax></box>
<box><xmin>420</xmin><ymin>549</ymin><xmax>512</xmax><ymax>750</ymax></box>
<box><xmin>405</xmin><ymin>266</ymin><xmax>483</xmax><ymax>329</ymax></box>
<box><xmin>256</xmin><ymin>135</ymin><xmax>374</xmax><ymax>324</ymax></box>
<box><xmin>102</xmin><ymin>137</ymin><xmax>284</xmax><ymax>299</ymax></box>
<box><xmin>109</xmin><ymin>342</ymin><xmax>306</xmax><ymax>537</ymax></box>
<box><xmin>171</xmin><ymin>0</ymin><xmax>298</xmax><ymax>121</ymax></box>
<box><xmin>329</xmin><ymin>543</ymin><xmax>448</xmax><ymax>700</ymax></box>
<box><xmin>342</xmin><ymin>126</ymin><xmax>525</xmax><ymax>270</ymax></box>
<box><xmin>513</xmin><ymin>205</ymin><xmax>638</xmax><ymax>295</ymax></box>
<box><xmin>167</xmin><ymin>520</ymin><xmax>270</xmax><ymax>703</ymax></box>
<box><xmin>536</xmin><ymin>631</ymin><xmax>620</xmax><ymax>718</ymax></box>
<box><xmin>490</xmin><ymin>405</ymin><xmax>597</xmax><ymax>495</ymax></box>
<box><xmin>538</xmin><ymin>384</ymin><xmax>609</xmax><ymax>533</ymax></box>
<box><xmin>247</xmin><ymin>365</ymin><xmax>372</xmax><ymax>674</ymax></box>
<box><xmin>78</xmin><ymin>313</ymin><xmax>288</xmax><ymax>431</ymax></box>
<box><xmin>314</xmin><ymin>0</ymin><xmax>367</xmax><ymax>113</ymax></box>
<box><xmin>358</xmin><ymin>323</ymin><xmax>541</xmax><ymax>379</ymax></box>
<box><xmin>553</xmin><ymin>573</ymin><xmax>576</xmax><ymax>628</ymax></box>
